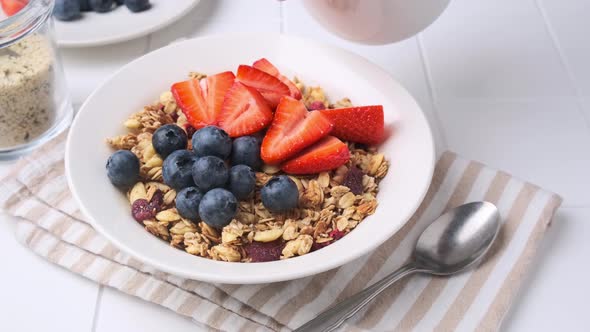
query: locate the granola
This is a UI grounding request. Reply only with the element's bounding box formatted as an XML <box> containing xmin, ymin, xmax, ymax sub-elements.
<box><xmin>107</xmin><ymin>72</ymin><xmax>388</xmax><ymax>263</ymax></box>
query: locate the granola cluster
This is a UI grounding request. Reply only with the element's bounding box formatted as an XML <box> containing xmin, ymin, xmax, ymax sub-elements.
<box><xmin>107</xmin><ymin>74</ymin><xmax>389</xmax><ymax>262</ymax></box>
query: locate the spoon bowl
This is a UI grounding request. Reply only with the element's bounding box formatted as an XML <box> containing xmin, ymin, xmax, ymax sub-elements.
<box><xmin>414</xmin><ymin>201</ymin><xmax>501</xmax><ymax>275</ymax></box>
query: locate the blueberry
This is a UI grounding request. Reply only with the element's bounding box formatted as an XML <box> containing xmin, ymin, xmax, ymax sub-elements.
<box><xmin>53</xmin><ymin>0</ymin><xmax>81</xmax><ymax>21</ymax></box>
<box><xmin>228</xmin><ymin>165</ymin><xmax>255</xmax><ymax>200</ymax></box>
<box><xmin>192</xmin><ymin>156</ymin><xmax>229</xmax><ymax>192</ymax></box>
<box><xmin>79</xmin><ymin>0</ymin><xmax>92</xmax><ymax>11</ymax></box>
<box><xmin>90</xmin><ymin>0</ymin><xmax>114</xmax><ymax>12</ymax></box>
<box><xmin>114</xmin><ymin>0</ymin><xmax>123</xmax><ymax>5</ymax></box>
<box><xmin>124</xmin><ymin>0</ymin><xmax>150</xmax><ymax>12</ymax></box>
<box><xmin>231</xmin><ymin>136</ymin><xmax>262</xmax><ymax>170</ymax></box>
<box><xmin>261</xmin><ymin>175</ymin><xmax>299</xmax><ymax>213</ymax></box>
<box><xmin>175</xmin><ymin>187</ymin><xmax>203</xmax><ymax>221</ymax></box>
<box><xmin>191</xmin><ymin>126</ymin><xmax>232</xmax><ymax>159</ymax></box>
<box><xmin>199</xmin><ymin>188</ymin><xmax>237</xmax><ymax>228</ymax></box>
<box><xmin>152</xmin><ymin>124</ymin><xmax>188</xmax><ymax>158</ymax></box>
<box><xmin>106</xmin><ymin>150</ymin><xmax>139</xmax><ymax>188</ymax></box>
<box><xmin>162</xmin><ymin>150</ymin><xmax>198</xmax><ymax>190</ymax></box>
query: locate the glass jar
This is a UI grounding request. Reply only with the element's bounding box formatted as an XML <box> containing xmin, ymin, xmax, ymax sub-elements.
<box><xmin>0</xmin><ymin>0</ymin><xmax>72</xmax><ymax>158</ymax></box>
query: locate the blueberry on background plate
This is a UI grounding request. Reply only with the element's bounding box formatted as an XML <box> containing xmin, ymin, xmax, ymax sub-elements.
<box><xmin>192</xmin><ymin>156</ymin><xmax>229</xmax><ymax>192</ymax></box>
<box><xmin>261</xmin><ymin>175</ymin><xmax>299</xmax><ymax>213</ymax></box>
<box><xmin>78</xmin><ymin>0</ymin><xmax>92</xmax><ymax>11</ymax></box>
<box><xmin>114</xmin><ymin>0</ymin><xmax>124</xmax><ymax>5</ymax></box>
<box><xmin>89</xmin><ymin>0</ymin><xmax>114</xmax><ymax>12</ymax></box>
<box><xmin>54</xmin><ymin>0</ymin><xmax>81</xmax><ymax>21</ymax></box>
<box><xmin>199</xmin><ymin>188</ymin><xmax>238</xmax><ymax>228</ymax></box>
<box><xmin>106</xmin><ymin>150</ymin><xmax>139</xmax><ymax>188</ymax></box>
<box><xmin>231</xmin><ymin>136</ymin><xmax>262</xmax><ymax>170</ymax></box>
<box><xmin>162</xmin><ymin>150</ymin><xmax>198</xmax><ymax>190</ymax></box>
<box><xmin>228</xmin><ymin>165</ymin><xmax>255</xmax><ymax>200</ymax></box>
<box><xmin>152</xmin><ymin>124</ymin><xmax>188</xmax><ymax>158</ymax></box>
<box><xmin>191</xmin><ymin>126</ymin><xmax>232</xmax><ymax>159</ymax></box>
<box><xmin>125</xmin><ymin>0</ymin><xmax>151</xmax><ymax>12</ymax></box>
<box><xmin>175</xmin><ymin>187</ymin><xmax>203</xmax><ymax>221</ymax></box>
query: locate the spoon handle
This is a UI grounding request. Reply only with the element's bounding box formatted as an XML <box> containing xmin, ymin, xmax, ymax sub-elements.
<box><xmin>294</xmin><ymin>263</ymin><xmax>417</xmax><ymax>332</ymax></box>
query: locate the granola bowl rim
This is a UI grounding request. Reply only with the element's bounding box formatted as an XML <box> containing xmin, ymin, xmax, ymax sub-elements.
<box><xmin>65</xmin><ymin>33</ymin><xmax>435</xmax><ymax>284</ymax></box>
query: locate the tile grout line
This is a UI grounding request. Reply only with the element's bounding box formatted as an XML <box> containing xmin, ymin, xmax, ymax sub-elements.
<box><xmin>90</xmin><ymin>286</ymin><xmax>104</xmax><ymax>332</ymax></box>
<box><xmin>533</xmin><ymin>0</ymin><xmax>590</xmax><ymax>134</ymax></box>
<box><xmin>416</xmin><ymin>34</ymin><xmax>449</xmax><ymax>150</ymax></box>
<box><xmin>279</xmin><ymin>0</ymin><xmax>285</xmax><ymax>34</ymax></box>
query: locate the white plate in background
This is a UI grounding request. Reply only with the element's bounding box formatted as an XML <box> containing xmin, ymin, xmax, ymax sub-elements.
<box><xmin>54</xmin><ymin>0</ymin><xmax>200</xmax><ymax>47</ymax></box>
<box><xmin>66</xmin><ymin>33</ymin><xmax>435</xmax><ymax>283</ymax></box>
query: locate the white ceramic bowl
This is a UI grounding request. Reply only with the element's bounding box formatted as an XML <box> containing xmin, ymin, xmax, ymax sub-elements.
<box><xmin>66</xmin><ymin>34</ymin><xmax>435</xmax><ymax>284</ymax></box>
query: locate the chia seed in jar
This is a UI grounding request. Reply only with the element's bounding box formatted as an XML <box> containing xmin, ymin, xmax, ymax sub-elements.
<box><xmin>0</xmin><ymin>34</ymin><xmax>55</xmax><ymax>147</ymax></box>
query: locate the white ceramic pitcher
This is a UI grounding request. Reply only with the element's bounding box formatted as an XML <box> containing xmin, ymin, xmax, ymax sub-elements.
<box><xmin>303</xmin><ymin>0</ymin><xmax>450</xmax><ymax>44</ymax></box>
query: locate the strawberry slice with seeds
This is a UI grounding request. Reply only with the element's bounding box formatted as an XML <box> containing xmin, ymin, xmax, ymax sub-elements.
<box><xmin>319</xmin><ymin>105</ymin><xmax>385</xmax><ymax>145</ymax></box>
<box><xmin>218</xmin><ymin>81</ymin><xmax>273</xmax><ymax>137</ymax></box>
<box><xmin>1</xmin><ymin>0</ymin><xmax>27</xmax><ymax>16</ymax></box>
<box><xmin>205</xmin><ymin>71</ymin><xmax>235</xmax><ymax>121</ymax></box>
<box><xmin>281</xmin><ymin>136</ymin><xmax>350</xmax><ymax>174</ymax></box>
<box><xmin>253</xmin><ymin>58</ymin><xmax>302</xmax><ymax>100</ymax></box>
<box><xmin>171</xmin><ymin>78</ymin><xmax>208</xmax><ymax>128</ymax></box>
<box><xmin>236</xmin><ymin>65</ymin><xmax>291</xmax><ymax>108</ymax></box>
<box><xmin>171</xmin><ymin>71</ymin><xmax>235</xmax><ymax>129</ymax></box>
<box><xmin>261</xmin><ymin>96</ymin><xmax>333</xmax><ymax>164</ymax></box>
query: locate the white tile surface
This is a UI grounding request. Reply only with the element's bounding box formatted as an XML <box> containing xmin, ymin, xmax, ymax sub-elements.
<box><xmin>421</xmin><ymin>0</ymin><xmax>574</xmax><ymax>99</ymax></box>
<box><xmin>95</xmin><ymin>287</ymin><xmax>197</xmax><ymax>332</ymax></box>
<box><xmin>437</xmin><ymin>98</ymin><xmax>590</xmax><ymax>207</ymax></box>
<box><xmin>539</xmin><ymin>0</ymin><xmax>590</xmax><ymax>96</ymax></box>
<box><xmin>0</xmin><ymin>214</ymin><xmax>98</xmax><ymax>331</ymax></box>
<box><xmin>149</xmin><ymin>0</ymin><xmax>281</xmax><ymax>51</ymax></box>
<box><xmin>581</xmin><ymin>97</ymin><xmax>590</xmax><ymax>127</ymax></box>
<box><xmin>503</xmin><ymin>208</ymin><xmax>590</xmax><ymax>331</ymax></box>
<box><xmin>188</xmin><ymin>0</ymin><xmax>280</xmax><ymax>24</ymax></box>
<box><xmin>61</xmin><ymin>38</ymin><xmax>149</xmax><ymax>104</ymax></box>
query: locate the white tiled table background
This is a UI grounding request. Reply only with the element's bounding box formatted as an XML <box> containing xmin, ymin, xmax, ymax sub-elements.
<box><xmin>1</xmin><ymin>0</ymin><xmax>589</xmax><ymax>330</ymax></box>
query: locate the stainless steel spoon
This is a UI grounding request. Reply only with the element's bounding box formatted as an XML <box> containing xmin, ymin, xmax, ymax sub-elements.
<box><xmin>294</xmin><ymin>201</ymin><xmax>500</xmax><ymax>332</ymax></box>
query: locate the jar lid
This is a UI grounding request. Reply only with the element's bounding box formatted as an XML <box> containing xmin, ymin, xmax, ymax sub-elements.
<box><xmin>0</xmin><ymin>0</ymin><xmax>53</xmax><ymax>48</ymax></box>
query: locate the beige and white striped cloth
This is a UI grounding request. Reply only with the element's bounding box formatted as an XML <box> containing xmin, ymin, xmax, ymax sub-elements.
<box><xmin>0</xmin><ymin>132</ymin><xmax>562</xmax><ymax>332</ymax></box>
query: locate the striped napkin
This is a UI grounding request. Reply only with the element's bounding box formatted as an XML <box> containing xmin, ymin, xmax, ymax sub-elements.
<box><xmin>0</xmin><ymin>132</ymin><xmax>562</xmax><ymax>332</ymax></box>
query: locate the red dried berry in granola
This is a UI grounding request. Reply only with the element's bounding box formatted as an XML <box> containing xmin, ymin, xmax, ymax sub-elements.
<box><xmin>244</xmin><ymin>240</ymin><xmax>285</xmax><ymax>262</ymax></box>
<box><xmin>184</xmin><ymin>124</ymin><xmax>196</xmax><ymax>139</ymax></box>
<box><xmin>329</xmin><ymin>229</ymin><xmax>346</xmax><ymax>241</ymax></box>
<box><xmin>343</xmin><ymin>165</ymin><xmax>364</xmax><ymax>195</ymax></box>
<box><xmin>311</xmin><ymin>241</ymin><xmax>331</xmax><ymax>252</ymax></box>
<box><xmin>170</xmin><ymin>112</ymin><xmax>179</xmax><ymax>122</ymax></box>
<box><xmin>132</xmin><ymin>199</ymin><xmax>155</xmax><ymax>222</ymax></box>
<box><xmin>311</xmin><ymin>230</ymin><xmax>347</xmax><ymax>252</ymax></box>
<box><xmin>308</xmin><ymin>101</ymin><xmax>326</xmax><ymax>110</ymax></box>
<box><xmin>149</xmin><ymin>190</ymin><xmax>164</xmax><ymax>211</ymax></box>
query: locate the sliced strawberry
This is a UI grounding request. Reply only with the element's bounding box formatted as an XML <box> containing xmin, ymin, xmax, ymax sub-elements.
<box><xmin>253</xmin><ymin>58</ymin><xmax>302</xmax><ymax>100</ymax></box>
<box><xmin>319</xmin><ymin>105</ymin><xmax>385</xmax><ymax>145</ymax></box>
<box><xmin>1</xmin><ymin>0</ymin><xmax>27</xmax><ymax>16</ymax></box>
<box><xmin>205</xmin><ymin>71</ymin><xmax>235</xmax><ymax>122</ymax></box>
<box><xmin>236</xmin><ymin>65</ymin><xmax>291</xmax><ymax>108</ymax></box>
<box><xmin>171</xmin><ymin>78</ymin><xmax>209</xmax><ymax>129</ymax></box>
<box><xmin>218</xmin><ymin>81</ymin><xmax>273</xmax><ymax>137</ymax></box>
<box><xmin>261</xmin><ymin>96</ymin><xmax>333</xmax><ymax>164</ymax></box>
<box><xmin>281</xmin><ymin>136</ymin><xmax>350</xmax><ymax>174</ymax></box>
<box><xmin>252</xmin><ymin>58</ymin><xmax>280</xmax><ymax>76</ymax></box>
<box><xmin>171</xmin><ymin>71</ymin><xmax>235</xmax><ymax>129</ymax></box>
